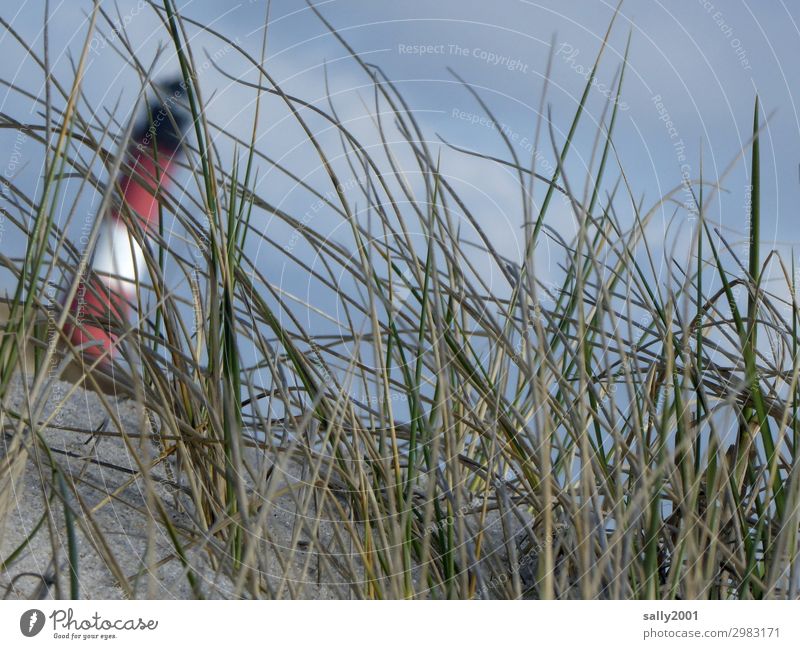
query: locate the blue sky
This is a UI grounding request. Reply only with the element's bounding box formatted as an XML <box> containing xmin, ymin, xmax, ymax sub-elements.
<box><xmin>2</xmin><ymin>0</ymin><xmax>799</xmax><ymax>307</ymax></box>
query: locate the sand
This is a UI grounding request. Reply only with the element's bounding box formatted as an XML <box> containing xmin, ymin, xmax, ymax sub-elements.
<box><xmin>0</xmin><ymin>372</ymin><xmax>356</xmax><ymax>599</ymax></box>
<box><xmin>1</xmin><ymin>372</ymin><xmax>533</xmax><ymax>600</ymax></box>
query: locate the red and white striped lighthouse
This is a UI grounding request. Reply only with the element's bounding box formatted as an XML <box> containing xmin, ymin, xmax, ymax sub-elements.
<box><xmin>65</xmin><ymin>79</ymin><xmax>188</xmax><ymax>366</ymax></box>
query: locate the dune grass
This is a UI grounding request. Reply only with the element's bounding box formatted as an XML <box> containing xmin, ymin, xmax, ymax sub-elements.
<box><xmin>1</xmin><ymin>1</ymin><xmax>799</xmax><ymax>599</ymax></box>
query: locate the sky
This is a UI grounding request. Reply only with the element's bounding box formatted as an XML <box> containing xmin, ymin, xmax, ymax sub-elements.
<box><xmin>1</xmin><ymin>0</ymin><xmax>799</xmax><ymax>327</ymax></box>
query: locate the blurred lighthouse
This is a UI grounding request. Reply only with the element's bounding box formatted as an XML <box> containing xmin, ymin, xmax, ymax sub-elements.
<box><xmin>64</xmin><ymin>78</ymin><xmax>189</xmax><ymax>367</ymax></box>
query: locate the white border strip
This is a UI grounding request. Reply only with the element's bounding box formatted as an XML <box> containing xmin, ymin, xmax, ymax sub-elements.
<box><xmin>2</xmin><ymin>600</ymin><xmax>798</xmax><ymax>648</ymax></box>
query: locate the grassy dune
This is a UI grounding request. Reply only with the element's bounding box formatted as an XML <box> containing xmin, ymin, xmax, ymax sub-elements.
<box><xmin>1</xmin><ymin>1</ymin><xmax>799</xmax><ymax>599</ymax></box>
